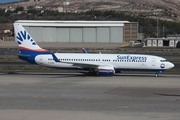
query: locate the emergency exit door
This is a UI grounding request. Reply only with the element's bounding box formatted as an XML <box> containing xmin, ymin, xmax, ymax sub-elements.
<box><xmin>152</xmin><ymin>58</ymin><xmax>156</xmax><ymax>66</ymax></box>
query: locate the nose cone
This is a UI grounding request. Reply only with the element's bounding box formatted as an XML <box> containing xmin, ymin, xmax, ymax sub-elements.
<box><xmin>169</xmin><ymin>62</ymin><xmax>174</xmax><ymax>69</ymax></box>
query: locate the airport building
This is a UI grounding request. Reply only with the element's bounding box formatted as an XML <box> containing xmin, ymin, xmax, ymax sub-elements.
<box><xmin>14</xmin><ymin>20</ymin><xmax>138</xmax><ymax>43</ymax></box>
<box><xmin>145</xmin><ymin>38</ymin><xmax>180</xmax><ymax>47</ymax></box>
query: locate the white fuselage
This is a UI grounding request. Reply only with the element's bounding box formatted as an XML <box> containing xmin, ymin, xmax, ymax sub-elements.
<box><xmin>34</xmin><ymin>53</ymin><xmax>174</xmax><ymax>71</ymax></box>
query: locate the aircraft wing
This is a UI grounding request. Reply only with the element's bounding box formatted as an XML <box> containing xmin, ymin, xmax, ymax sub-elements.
<box><xmin>72</xmin><ymin>62</ymin><xmax>100</xmax><ymax>69</ymax></box>
<box><xmin>51</xmin><ymin>53</ymin><xmax>100</xmax><ymax>69</ymax></box>
<box><xmin>81</xmin><ymin>47</ymin><xmax>87</xmax><ymax>54</ymax></box>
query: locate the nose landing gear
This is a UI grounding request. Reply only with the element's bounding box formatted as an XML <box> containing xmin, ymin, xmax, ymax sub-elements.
<box><xmin>155</xmin><ymin>73</ymin><xmax>159</xmax><ymax>77</ymax></box>
<box><xmin>155</xmin><ymin>70</ymin><xmax>164</xmax><ymax>77</ymax></box>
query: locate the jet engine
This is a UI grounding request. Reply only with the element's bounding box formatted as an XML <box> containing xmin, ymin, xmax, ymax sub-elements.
<box><xmin>96</xmin><ymin>66</ymin><xmax>115</xmax><ymax>75</ymax></box>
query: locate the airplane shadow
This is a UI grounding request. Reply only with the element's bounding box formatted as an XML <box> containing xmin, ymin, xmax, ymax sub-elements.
<box><xmin>0</xmin><ymin>71</ymin><xmax>166</xmax><ymax>78</ymax></box>
<box><xmin>0</xmin><ymin>71</ymin><xmax>177</xmax><ymax>78</ymax></box>
<box><xmin>3</xmin><ymin>71</ymin><xmax>83</xmax><ymax>78</ymax></box>
<box><xmin>153</xmin><ymin>93</ymin><xmax>180</xmax><ymax>97</ymax></box>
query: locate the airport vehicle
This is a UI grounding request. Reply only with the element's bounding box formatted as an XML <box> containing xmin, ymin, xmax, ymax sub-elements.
<box><xmin>14</xmin><ymin>23</ymin><xmax>174</xmax><ymax>76</ymax></box>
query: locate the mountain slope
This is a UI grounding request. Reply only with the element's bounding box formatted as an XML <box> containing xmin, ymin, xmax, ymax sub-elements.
<box><xmin>0</xmin><ymin>0</ymin><xmax>180</xmax><ymax>22</ymax></box>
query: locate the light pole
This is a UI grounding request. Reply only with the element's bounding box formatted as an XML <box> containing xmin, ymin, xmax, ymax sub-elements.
<box><xmin>157</xmin><ymin>19</ymin><xmax>159</xmax><ymax>38</ymax></box>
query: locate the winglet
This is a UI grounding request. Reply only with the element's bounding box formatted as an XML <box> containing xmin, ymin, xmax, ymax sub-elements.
<box><xmin>51</xmin><ymin>53</ymin><xmax>60</xmax><ymax>62</ymax></box>
<box><xmin>81</xmin><ymin>47</ymin><xmax>87</xmax><ymax>54</ymax></box>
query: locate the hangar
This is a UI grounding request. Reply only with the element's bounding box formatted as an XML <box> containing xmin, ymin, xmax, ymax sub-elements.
<box><xmin>14</xmin><ymin>20</ymin><xmax>138</xmax><ymax>43</ymax></box>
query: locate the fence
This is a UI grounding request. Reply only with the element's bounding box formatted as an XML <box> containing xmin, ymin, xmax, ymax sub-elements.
<box><xmin>146</xmin><ymin>38</ymin><xmax>180</xmax><ymax>47</ymax></box>
<box><xmin>1</xmin><ymin>37</ymin><xmax>15</xmax><ymax>42</ymax></box>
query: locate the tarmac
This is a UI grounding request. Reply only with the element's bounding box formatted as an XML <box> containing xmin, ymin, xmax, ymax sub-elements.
<box><xmin>0</xmin><ymin>41</ymin><xmax>180</xmax><ymax>120</ymax></box>
<box><xmin>0</xmin><ymin>72</ymin><xmax>180</xmax><ymax>120</ymax></box>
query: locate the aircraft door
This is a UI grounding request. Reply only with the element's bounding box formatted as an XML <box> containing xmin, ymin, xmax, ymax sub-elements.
<box><xmin>152</xmin><ymin>58</ymin><xmax>156</xmax><ymax>66</ymax></box>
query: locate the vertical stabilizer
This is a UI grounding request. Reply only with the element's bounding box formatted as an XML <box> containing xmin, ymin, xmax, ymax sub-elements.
<box><xmin>14</xmin><ymin>23</ymin><xmax>48</xmax><ymax>53</ymax></box>
<box><xmin>14</xmin><ymin>23</ymin><xmax>50</xmax><ymax>64</ymax></box>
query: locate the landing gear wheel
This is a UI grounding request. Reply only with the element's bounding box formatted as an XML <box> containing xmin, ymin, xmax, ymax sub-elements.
<box><xmin>155</xmin><ymin>72</ymin><xmax>159</xmax><ymax>77</ymax></box>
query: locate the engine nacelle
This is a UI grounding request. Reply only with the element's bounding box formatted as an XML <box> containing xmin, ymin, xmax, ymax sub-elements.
<box><xmin>96</xmin><ymin>66</ymin><xmax>115</xmax><ymax>75</ymax></box>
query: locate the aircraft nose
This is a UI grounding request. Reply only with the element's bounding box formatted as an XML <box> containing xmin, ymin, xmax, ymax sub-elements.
<box><xmin>169</xmin><ymin>62</ymin><xmax>174</xmax><ymax>68</ymax></box>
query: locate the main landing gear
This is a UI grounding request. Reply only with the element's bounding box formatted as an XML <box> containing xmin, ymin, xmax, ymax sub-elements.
<box><xmin>86</xmin><ymin>71</ymin><xmax>97</xmax><ymax>76</ymax></box>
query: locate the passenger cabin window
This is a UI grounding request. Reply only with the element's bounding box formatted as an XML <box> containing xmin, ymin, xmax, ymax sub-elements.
<box><xmin>161</xmin><ymin>60</ymin><xmax>168</xmax><ymax>62</ymax></box>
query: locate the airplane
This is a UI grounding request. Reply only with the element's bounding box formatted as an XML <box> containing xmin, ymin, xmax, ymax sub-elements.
<box><xmin>14</xmin><ymin>23</ymin><xmax>174</xmax><ymax>76</ymax></box>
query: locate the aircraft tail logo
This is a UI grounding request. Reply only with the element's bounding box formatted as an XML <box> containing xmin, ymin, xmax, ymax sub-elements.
<box><xmin>14</xmin><ymin>23</ymin><xmax>49</xmax><ymax>53</ymax></box>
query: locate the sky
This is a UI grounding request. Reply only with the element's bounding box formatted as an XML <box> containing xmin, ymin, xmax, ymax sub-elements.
<box><xmin>0</xmin><ymin>0</ymin><xmax>20</xmax><ymax>4</ymax></box>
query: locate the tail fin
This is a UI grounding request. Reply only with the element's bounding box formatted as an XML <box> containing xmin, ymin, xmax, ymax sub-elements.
<box><xmin>14</xmin><ymin>23</ymin><xmax>50</xmax><ymax>64</ymax></box>
<box><xmin>14</xmin><ymin>23</ymin><xmax>49</xmax><ymax>54</ymax></box>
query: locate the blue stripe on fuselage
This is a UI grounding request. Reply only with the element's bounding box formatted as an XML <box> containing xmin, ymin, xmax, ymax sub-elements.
<box><xmin>19</xmin><ymin>49</ymin><xmax>51</xmax><ymax>64</ymax></box>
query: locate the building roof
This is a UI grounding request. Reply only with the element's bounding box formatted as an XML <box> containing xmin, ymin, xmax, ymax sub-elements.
<box><xmin>15</xmin><ymin>20</ymin><xmax>130</xmax><ymax>27</ymax></box>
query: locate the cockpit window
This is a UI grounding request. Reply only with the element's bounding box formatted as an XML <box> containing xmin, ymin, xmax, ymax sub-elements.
<box><xmin>160</xmin><ymin>60</ymin><xmax>168</xmax><ymax>62</ymax></box>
